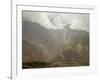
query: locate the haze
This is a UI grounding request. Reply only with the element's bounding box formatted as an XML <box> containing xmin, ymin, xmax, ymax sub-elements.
<box><xmin>22</xmin><ymin>11</ymin><xmax>89</xmax><ymax>32</ymax></box>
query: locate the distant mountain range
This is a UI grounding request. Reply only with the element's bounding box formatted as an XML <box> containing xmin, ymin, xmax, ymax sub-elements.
<box><xmin>22</xmin><ymin>20</ymin><xmax>89</xmax><ymax>68</ymax></box>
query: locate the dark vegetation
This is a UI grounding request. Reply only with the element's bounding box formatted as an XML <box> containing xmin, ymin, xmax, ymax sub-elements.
<box><xmin>22</xmin><ymin>61</ymin><xmax>83</xmax><ymax>69</ymax></box>
<box><xmin>23</xmin><ymin>62</ymin><xmax>51</xmax><ymax>68</ymax></box>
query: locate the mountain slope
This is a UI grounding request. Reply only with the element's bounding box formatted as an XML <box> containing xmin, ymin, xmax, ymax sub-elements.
<box><xmin>22</xmin><ymin>21</ymin><xmax>89</xmax><ymax>68</ymax></box>
<box><xmin>22</xmin><ymin>21</ymin><xmax>64</xmax><ymax>63</ymax></box>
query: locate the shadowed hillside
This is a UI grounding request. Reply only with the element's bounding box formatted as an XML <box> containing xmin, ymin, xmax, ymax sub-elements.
<box><xmin>22</xmin><ymin>21</ymin><xmax>64</xmax><ymax>63</ymax></box>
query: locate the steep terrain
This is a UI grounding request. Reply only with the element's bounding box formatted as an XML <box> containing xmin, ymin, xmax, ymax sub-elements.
<box><xmin>22</xmin><ymin>21</ymin><xmax>64</xmax><ymax>63</ymax></box>
<box><xmin>22</xmin><ymin>21</ymin><xmax>89</xmax><ymax>68</ymax></box>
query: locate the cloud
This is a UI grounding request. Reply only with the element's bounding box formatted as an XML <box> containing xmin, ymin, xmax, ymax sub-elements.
<box><xmin>22</xmin><ymin>11</ymin><xmax>89</xmax><ymax>32</ymax></box>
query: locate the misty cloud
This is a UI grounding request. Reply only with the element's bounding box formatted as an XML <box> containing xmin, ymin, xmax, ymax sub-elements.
<box><xmin>22</xmin><ymin>11</ymin><xmax>89</xmax><ymax>32</ymax></box>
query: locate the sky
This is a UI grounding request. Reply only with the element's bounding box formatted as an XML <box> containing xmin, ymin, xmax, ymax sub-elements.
<box><xmin>22</xmin><ymin>11</ymin><xmax>89</xmax><ymax>32</ymax></box>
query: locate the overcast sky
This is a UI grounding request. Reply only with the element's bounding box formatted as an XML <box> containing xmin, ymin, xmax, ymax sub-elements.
<box><xmin>22</xmin><ymin>11</ymin><xmax>89</xmax><ymax>32</ymax></box>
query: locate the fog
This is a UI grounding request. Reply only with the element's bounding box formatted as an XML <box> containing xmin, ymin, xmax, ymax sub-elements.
<box><xmin>22</xmin><ymin>11</ymin><xmax>89</xmax><ymax>32</ymax></box>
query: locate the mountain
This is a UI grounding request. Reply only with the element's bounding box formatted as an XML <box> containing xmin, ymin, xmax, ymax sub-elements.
<box><xmin>62</xmin><ymin>26</ymin><xmax>89</xmax><ymax>65</ymax></box>
<box><xmin>22</xmin><ymin>21</ymin><xmax>64</xmax><ymax>63</ymax></box>
<box><xmin>22</xmin><ymin>20</ymin><xmax>89</xmax><ymax>68</ymax></box>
